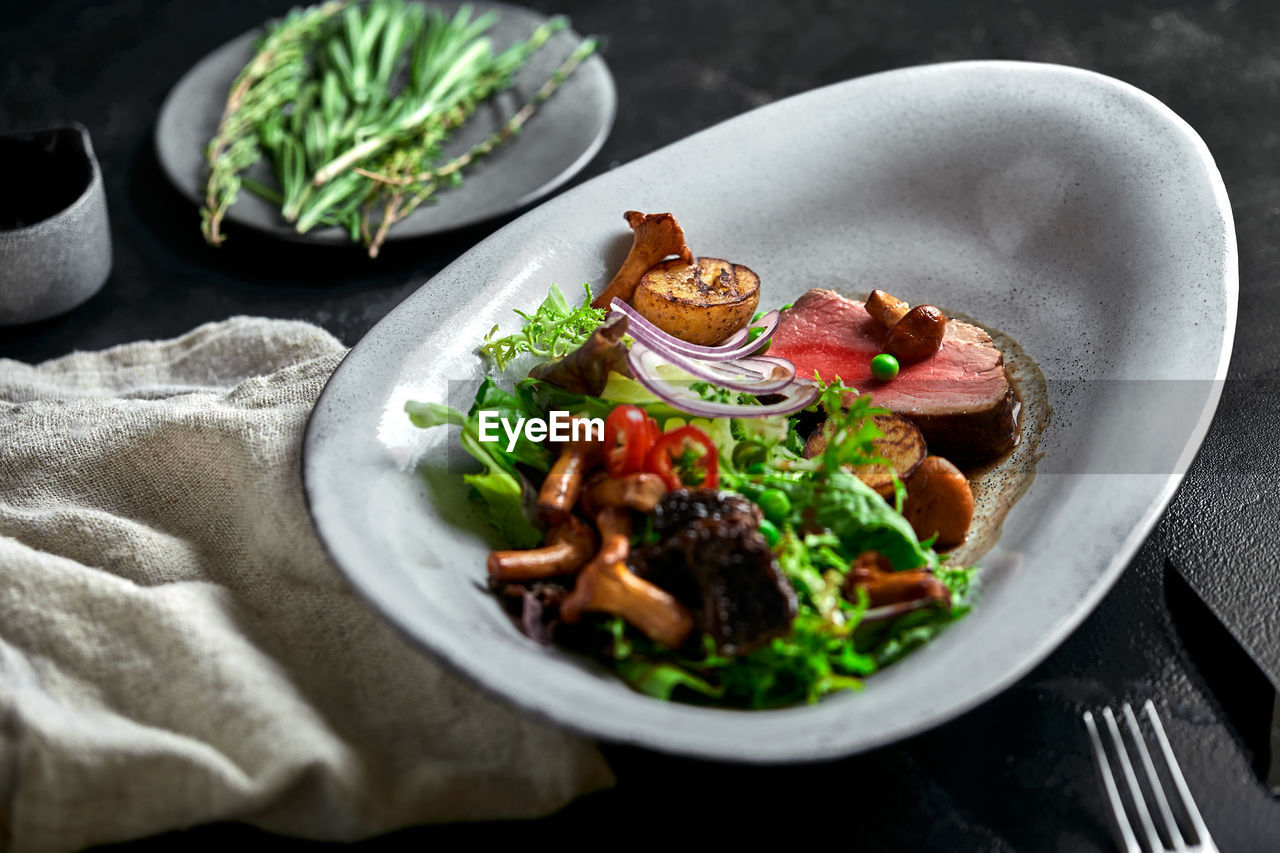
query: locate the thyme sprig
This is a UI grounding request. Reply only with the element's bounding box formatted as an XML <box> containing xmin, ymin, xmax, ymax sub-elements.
<box><xmin>200</xmin><ymin>0</ymin><xmax>597</xmax><ymax>256</ymax></box>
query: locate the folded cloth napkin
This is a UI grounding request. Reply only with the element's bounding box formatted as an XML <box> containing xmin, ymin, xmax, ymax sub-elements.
<box><xmin>0</xmin><ymin>317</ymin><xmax>613</xmax><ymax>852</ymax></box>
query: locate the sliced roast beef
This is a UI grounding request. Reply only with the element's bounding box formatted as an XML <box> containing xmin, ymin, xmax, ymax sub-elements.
<box><xmin>769</xmin><ymin>289</ymin><xmax>1019</xmax><ymax>466</ymax></box>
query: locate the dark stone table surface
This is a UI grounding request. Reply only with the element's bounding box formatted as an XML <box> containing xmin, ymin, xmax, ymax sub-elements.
<box><xmin>3</xmin><ymin>1</ymin><xmax>1278</xmax><ymax>849</ymax></box>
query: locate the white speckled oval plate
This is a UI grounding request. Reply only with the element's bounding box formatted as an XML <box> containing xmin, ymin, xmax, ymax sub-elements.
<box><xmin>303</xmin><ymin>61</ymin><xmax>1236</xmax><ymax>762</ymax></box>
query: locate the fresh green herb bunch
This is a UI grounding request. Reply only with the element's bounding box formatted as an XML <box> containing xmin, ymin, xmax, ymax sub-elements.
<box><xmin>202</xmin><ymin>0</ymin><xmax>349</xmax><ymax>246</ymax></box>
<box><xmin>201</xmin><ymin>0</ymin><xmax>598</xmax><ymax>256</ymax></box>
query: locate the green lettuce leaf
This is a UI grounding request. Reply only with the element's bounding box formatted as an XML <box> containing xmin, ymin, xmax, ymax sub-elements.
<box><xmin>812</xmin><ymin>469</ymin><xmax>935</xmax><ymax>571</ymax></box>
<box><xmin>467</xmin><ymin>378</ymin><xmax>554</xmax><ymax>473</ymax></box>
<box><xmin>404</xmin><ymin>400</ymin><xmax>465</xmax><ymax>429</ymax></box>
<box><xmin>405</xmin><ymin>391</ymin><xmax>544</xmax><ymax>548</ymax></box>
<box><xmin>613</xmin><ymin>659</ymin><xmax>726</xmax><ymax>701</ymax></box>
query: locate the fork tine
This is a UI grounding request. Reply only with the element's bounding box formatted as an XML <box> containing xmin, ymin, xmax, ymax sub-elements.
<box><xmin>1102</xmin><ymin>706</ymin><xmax>1166</xmax><ymax>853</ymax></box>
<box><xmin>1143</xmin><ymin>699</ymin><xmax>1212</xmax><ymax>847</ymax></box>
<box><xmin>1084</xmin><ymin>710</ymin><xmax>1143</xmax><ymax>853</ymax></box>
<box><xmin>1122</xmin><ymin>702</ymin><xmax>1187</xmax><ymax>851</ymax></box>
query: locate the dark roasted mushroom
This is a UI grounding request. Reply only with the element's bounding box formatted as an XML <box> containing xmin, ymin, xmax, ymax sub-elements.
<box><xmin>650</xmin><ymin>485</ymin><xmax>763</xmax><ymax>535</ymax></box>
<box><xmin>638</xmin><ymin>489</ymin><xmax>796</xmax><ymax>656</ymax></box>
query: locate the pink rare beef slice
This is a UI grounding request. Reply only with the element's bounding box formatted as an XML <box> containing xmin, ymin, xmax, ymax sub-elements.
<box><xmin>769</xmin><ymin>289</ymin><xmax>1020</xmax><ymax>465</ymax></box>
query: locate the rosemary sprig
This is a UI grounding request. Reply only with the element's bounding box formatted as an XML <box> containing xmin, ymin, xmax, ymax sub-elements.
<box><xmin>201</xmin><ymin>0</ymin><xmax>348</xmax><ymax>246</ymax></box>
<box><xmin>201</xmin><ymin>0</ymin><xmax>596</xmax><ymax>257</ymax></box>
<box><xmin>356</xmin><ymin>31</ymin><xmax>598</xmax><ymax>257</ymax></box>
<box><xmin>354</xmin><ymin>35</ymin><xmax>598</xmax><ymax>189</ymax></box>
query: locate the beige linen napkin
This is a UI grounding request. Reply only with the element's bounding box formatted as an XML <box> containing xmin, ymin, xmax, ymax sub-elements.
<box><xmin>0</xmin><ymin>317</ymin><xmax>613</xmax><ymax>852</ymax></box>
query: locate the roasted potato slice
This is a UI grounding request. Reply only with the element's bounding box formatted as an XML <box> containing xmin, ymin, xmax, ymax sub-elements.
<box><xmin>804</xmin><ymin>413</ymin><xmax>927</xmax><ymax>497</ymax></box>
<box><xmin>633</xmin><ymin>257</ymin><xmax>760</xmax><ymax>345</ymax></box>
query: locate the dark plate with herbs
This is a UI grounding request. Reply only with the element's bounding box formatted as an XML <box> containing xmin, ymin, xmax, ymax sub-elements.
<box><xmin>302</xmin><ymin>61</ymin><xmax>1234</xmax><ymax>761</ymax></box>
<box><xmin>155</xmin><ymin>0</ymin><xmax>614</xmax><ymax>251</ymax></box>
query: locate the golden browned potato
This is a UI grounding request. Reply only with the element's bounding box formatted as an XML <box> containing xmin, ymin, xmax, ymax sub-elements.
<box><xmin>803</xmin><ymin>413</ymin><xmax>927</xmax><ymax>497</ymax></box>
<box><xmin>632</xmin><ymin>257</ymin><xmax>760</xmax><ymax>345</ymax></box>
<box><xmin>902</xmin><ymin>455</ymin><xmax>974</xmax><ymax>549</ymax></box>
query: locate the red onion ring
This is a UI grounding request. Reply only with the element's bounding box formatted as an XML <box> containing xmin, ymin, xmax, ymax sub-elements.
<box><xmin>626</xmin><ymin>342</ymin><xmax>819</xmax><ymax>417</ymax></box>
<box><xmin>610</xmin><ymin>299</ymin><xmax>781</xmax><ymax>362</ymax></box>
<box><xmin>628</xmin><ymin>342</ymin><xmax>797</xmax><ymax>395</ymax></box>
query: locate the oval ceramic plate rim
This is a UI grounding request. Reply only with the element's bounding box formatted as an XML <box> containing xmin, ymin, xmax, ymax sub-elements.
<box><xmin>303</xmin><ymin>59</ymin><xmax>1237</xmax><ymax>761</ymax></box>
<box><xmin>154</xmin><ymin>0</ymin><xmax>616</xmax><ymax>244</ymax></box>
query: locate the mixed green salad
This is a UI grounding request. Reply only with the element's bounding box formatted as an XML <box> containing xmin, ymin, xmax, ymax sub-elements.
<box><xmin>409</xmin><ymin>283</ymin><xmax>976</xmax><ymax>709</ymax></box>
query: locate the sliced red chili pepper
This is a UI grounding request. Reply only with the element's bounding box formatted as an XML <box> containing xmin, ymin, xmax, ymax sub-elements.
<box><xmin>603</xmin><ymin>405</ymin><xmax>656</xmax><ymax>477</ymax></box>
<box><xmin>645</xmin><ymin>425</ymin><xmax>719</xmax><ymax>490</ymax></box>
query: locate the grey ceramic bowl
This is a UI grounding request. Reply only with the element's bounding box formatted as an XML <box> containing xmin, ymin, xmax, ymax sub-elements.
<box><xmin>0</xmin><ymin>123</ymin><xmax>112</xmax><ymax>326</ymax></box>
<box><xmin>304</xmin><ymin>61</ymin><xmax>1237</xmax><ymax>762</ymax></box>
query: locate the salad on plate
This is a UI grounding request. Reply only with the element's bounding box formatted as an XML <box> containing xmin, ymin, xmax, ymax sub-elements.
<box><xmin>409</xmin><ymin>210</ymin><xmax>1033</xmax><ymax>709</ymax></box>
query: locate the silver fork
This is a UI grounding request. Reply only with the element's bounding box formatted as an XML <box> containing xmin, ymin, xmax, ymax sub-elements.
<box><xmin>1083</xmin><ymin>700</ymin><xmax>1219</xmax><ymax>853</ymax></box>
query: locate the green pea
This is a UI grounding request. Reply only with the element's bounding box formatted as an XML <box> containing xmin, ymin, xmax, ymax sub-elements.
<box><xmin>745</xmin><ymin>461</ymin><xmax>766</xmax><ymax>475</ymax></box>
<box><xmin>871</xmin><ymin>353</ymin><xmax>900</xmax><ymax>381</ymax></box>
<box><xmin>758</xmin><ymin>519</ymin><xmax>781</xmax><ymax>547</ymax></box>
<box><xmin>757</xmin><ymin>488</ymin><xmax>792</xmax><ymax>523</ymax></box>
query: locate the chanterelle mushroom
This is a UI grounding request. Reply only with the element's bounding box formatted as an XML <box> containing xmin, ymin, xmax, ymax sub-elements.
<box><xmin>560</xmin><ymin>559</ymin><xmax>696</xmax><ymax>650</ymax></box>
<box><xmin>535</xmin><ymin>420</ymin><xmax>604</xmax><ymax>525</ymax></box>
<box><xmin>580</xmin><ymin>471</ymin><xmax>667</xmax><ymax>515</ymax></box>
<box><xmin>559</xmin><ymin>506</ymin><xmax>694</xmax><ymax>649</ymax></box>
<box><xmin>590</xmin><ymin>211</ymin><xmax>693</xmax><ymax>309</ymax></box>
<box><xmin>487</xmin><ymin>515</ymin><xmax>597</xmax><ymax>582</ymax></box>
<box><xmin>843</xmin><ymin>550</ymin><xmax>951</xmax><ymax>621</ymax></box>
